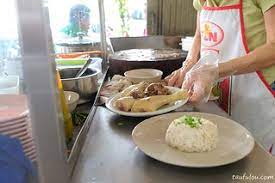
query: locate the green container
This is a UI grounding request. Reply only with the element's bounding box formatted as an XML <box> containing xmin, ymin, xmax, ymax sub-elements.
<box><xmin>55</xmin><ymin>58</ymin><xmax>88</xmax><ymax>66</ymax></box>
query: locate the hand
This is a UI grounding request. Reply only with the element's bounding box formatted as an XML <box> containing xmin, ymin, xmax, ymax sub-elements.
<box><xmin>182</xmin><ymin>54</ymin><xmax>219</xmax><ymax>103</ymax></box>
<box><xmin>165</xmin><ymin>67</ymin><xmax>186</xmax><ymax>88</ymax></box>
<box><xmin>165</xmin><ymin>59</ymin><xmax>196</xmax><ymax>88</ymax></box>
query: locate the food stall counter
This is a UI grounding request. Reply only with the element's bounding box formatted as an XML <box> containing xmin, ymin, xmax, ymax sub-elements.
<box><xmin>72</xmin><ymin>102</ymin><xmax>275</xmax><ymax>183</ymax></box>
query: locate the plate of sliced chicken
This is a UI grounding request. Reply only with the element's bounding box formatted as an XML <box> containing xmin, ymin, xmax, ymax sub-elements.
<box><xmin>106</xmin><ymin>82</ymin><xmax>189</xmax><ymax>117</ymax></box>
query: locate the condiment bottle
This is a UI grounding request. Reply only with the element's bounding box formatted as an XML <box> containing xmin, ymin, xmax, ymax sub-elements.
<box><xmin>56</xmin><ymin>71</ymin><xmax>73</xmax><ymax>143</ymax></box>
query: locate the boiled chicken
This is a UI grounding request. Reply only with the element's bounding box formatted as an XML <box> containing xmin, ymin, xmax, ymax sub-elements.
<box><xmin>114</xmin><ymin>97</ymin><xmax>136</xmax><ymax>112</ymax></box>
<box><xmin>120</xmin><ymin>81</ymin><xmax>149</xmax><ymax>98</ymax></box>
<box><xmin>131</xmin><ymin>90</ymin><xmax>188</xmax><ymax>112</ymax></box>
<box><xmin>120</xmin><ymin>85</ymin><xmax>137</xmax><ymax>97</ymax></box>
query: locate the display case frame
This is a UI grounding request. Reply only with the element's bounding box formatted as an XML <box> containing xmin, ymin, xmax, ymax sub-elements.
<box><xmin>15</xmin><ymin>0</ymin><xmax>107</xmax><ymax>182</ymax></box>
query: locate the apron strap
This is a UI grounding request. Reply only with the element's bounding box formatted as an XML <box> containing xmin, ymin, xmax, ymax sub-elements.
<box><xmin>201</xmin><ymin>0</ymin><xmax>241</xmax><ymax>10</ymax></box>
<box><xmin>257</xmin><ymin>71</ymin><xmax>275</xmax><ymax>97</ymax></box>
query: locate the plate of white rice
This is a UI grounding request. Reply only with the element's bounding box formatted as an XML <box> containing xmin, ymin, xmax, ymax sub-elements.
<box><xmin>132</xmin><ymin>112</ymin><xmax>255</xmax><ymax>168</ymax></box>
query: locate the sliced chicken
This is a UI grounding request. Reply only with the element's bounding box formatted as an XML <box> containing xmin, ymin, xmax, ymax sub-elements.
<box><xmin>120</xmin><ymin>81</ymin><xmax>149</xmax><ymax>98</ymax></box>
<box><xmin>131</xmin><ymin>90</ymin><xmax>188</xmax><ymax>112</ymax></box>
<box><xmin>120</xmin><ymin>85</ymin><xmax>137</xmax><ymax>97</ymax></box>
<box><xmin>114</xmin><ymin>97</ymin><xmax>136</xmax><ymax>112</ymax></box>
<box><xmin>145</xmin><ymin>83</ymin><xmax>170</xmax><ymax>96</ymax></box>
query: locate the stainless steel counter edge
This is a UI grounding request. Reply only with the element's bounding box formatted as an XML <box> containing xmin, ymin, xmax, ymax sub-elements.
<box><xmin>67</xmin><ymin>69</ymin><xmax>109</xmax><ymax>175</ymax></box>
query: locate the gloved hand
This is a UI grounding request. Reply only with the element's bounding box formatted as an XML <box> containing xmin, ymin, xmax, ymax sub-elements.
<box><xmin>165</xmin><ymin>67</ymin><xmax>187</xmax><ymax>88</ymax></box>
<box><xmin>182</xmin><ymin>54</ymin><xmax>219</xmax><ymax>103</ymax></box>
<box><xmin>165</xmin><ymin>58</ymin><xmax>197</xmax><ymax>88</ymax></box>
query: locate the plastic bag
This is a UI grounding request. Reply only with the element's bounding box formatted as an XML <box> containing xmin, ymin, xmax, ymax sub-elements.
<box><xmin>0</xmin><ymin>135</ymin><xmax>36</xmax><ymax>183</ymax></box>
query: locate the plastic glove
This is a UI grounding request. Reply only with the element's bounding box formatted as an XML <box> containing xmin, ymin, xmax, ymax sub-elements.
<box><xmin>165</xmin><ymin>67</ymin><xmax>186</xmax><ymax>87</ymax></box>
<box><xmin>182</xmin><ymin>53</ymin><xmax>219</xmax><ymax>103</ymax></box>
<box><xmin>165</xmin><ymin>58</ymin><xmax>197</xmax><ymax>88</ymax></box>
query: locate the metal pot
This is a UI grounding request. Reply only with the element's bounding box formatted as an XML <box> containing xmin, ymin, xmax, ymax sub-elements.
<box><xmin>109</xmin><ymin>48</ymin><xmax>187</xmax><ymax>77</ymax></box>
<box><xmin>56</xmin><ymin>35</ymin><xmax>101</xmax><ymax>53</ymax></box>
<box><xmin>59</xmin><ymin>67</ymin><xmax>99</xmax><ymax>100</ymax></box>
<box><xmin>56</xmin><ymin>42</ymin><xmax>101</xmax><ymax>53</ymax></box>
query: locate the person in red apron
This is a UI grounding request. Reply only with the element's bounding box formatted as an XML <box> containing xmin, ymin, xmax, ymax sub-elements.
<box><xmin>166</xmin><ymin>0</ymin><xmax>275</xmax><ymax>155</ymax></box>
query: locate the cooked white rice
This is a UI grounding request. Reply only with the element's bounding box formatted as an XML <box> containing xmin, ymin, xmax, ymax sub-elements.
<box><xmin>165</xmin><ymin>116</ymin><xmax>218</xmax><ymax>152</ymax></box>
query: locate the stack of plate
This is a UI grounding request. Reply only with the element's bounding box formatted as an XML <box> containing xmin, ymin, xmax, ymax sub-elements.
<box><xmin>0</xmin><ymin>94</ymin><xmax>36</xmax><ymax>162</ymax></box>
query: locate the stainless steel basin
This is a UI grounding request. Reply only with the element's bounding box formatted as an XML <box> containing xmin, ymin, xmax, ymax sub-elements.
<box><xmin>59</xmin><ymin>67</ymin><xmax>99</xmax><ymax>100</ymax></box>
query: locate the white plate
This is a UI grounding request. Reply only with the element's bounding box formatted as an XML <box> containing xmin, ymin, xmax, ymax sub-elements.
<box><xmin>1</xmin><ymin>127</ymin><xmax>28</xmax><ymax>136</ymax></box>
<box><xmin>0</xmin><ymin>108</ymin><xmax>28</xmax><ymax>123</ymax></box>
<box><xmin>25</xmin><ymin>149</ymin><xmax>36</xmax><ymax>160</ymax></box>
<box><xmin>9</xmin><ymin>130</ymin><xmax>29</xmax><ymax>140</ymax></box>
<box><xmin>106</xmin><ymin>87</ymin><xmax>188</xmax><ymax>117</ymax></box>
<box><xmin>25</xmin><ymin>151</ymin><xmax>36</xmax><ymax>162</ymax></box>
<box><xmin>22</xmin><ymin>140</ymin><xmax>34</xmax><ymax>150</ymax></box>
<box><xmin>24</xmin><ymin>145</ymin><xmax>36</xmax><ymax>159</ymax></box>
<box><xmin>21</xmin><ymin>138</ymin><xmax>33</xmax><ymax>146</ymax></box>
<box><xmin>25</xmin><ymin>150</ymin><xmax>36</xmax><ymax>157</ymax></box>
<box><xmin>0</xmin><ymin>117</ymin><xmax>28</xmax><ymax>127</ymax></box>
<box><xmin>0</xmin><ymin>120</ymin><xmax>28</xmax><ymax>132</ymax></box>
<box><xmin>18</xmin><ymin>135</ymin><xmax>33</xmax><ymax>145</ymax></box>
<box><xmin>27</xmin><ymin>152</ymin><xmax>37</xmax><ymax>162</ymax></box>
<box><xmin>0</xmin><ymin>95</ymin><xmax>28</xmax><ymax>122</ymax></box>
<box><xmin>132</xmin><ymin>112</ymin><xmax>255</xmax><ymax>168</ymax></box>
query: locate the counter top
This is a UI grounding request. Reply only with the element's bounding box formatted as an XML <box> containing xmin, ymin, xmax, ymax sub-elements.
<box><xmin>72</xmin><ymin>103</ymin><xmax>275</xmax><ymax>183</ymax></box>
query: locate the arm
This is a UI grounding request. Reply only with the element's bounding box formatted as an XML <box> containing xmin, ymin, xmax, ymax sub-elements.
<box><xmin>182</xmin><ymin>12</ymin><xmax>201</xmax><ymax>71</ymax></box>
<box><xmin>166</xmin><ymin>12</ymin><xmax>201</xmax><ymax>87</ymax></box>
<box><xmin>219</xmin><ymin>6</ymin><xmax>275</xmax><ymax>78</ymax></box>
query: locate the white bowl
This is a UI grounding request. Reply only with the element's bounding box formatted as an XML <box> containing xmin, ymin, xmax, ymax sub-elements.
<box><xmin>64</xmin><ymin>91</ymin><xmax>79</xmax><ymax>112</ymax></box>
<box><xmin>0</xmin><ymin>75</ymin><xmax>19</xmax><ymax>94</ymax></box>
<box><xmin>124</xmin><ymin>69</ymin><xmax>163</xmax><ymax>84</ymax></box>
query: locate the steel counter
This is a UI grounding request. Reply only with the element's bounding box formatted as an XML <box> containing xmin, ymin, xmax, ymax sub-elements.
<box><xmin>72</xmin><ymin>103</ymin><xmax>275</xmax><ymax>183</ymax></box>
